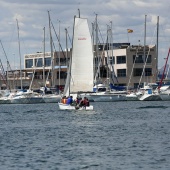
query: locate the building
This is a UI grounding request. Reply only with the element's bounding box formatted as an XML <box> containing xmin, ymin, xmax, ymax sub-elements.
<box><xmin>2</xmin><ymin>43</ymin><xmax>157</xmax><ymax>90</ymax></box>
<box><xmin>101</xmin><ymin>43</ymin><xmax>157</xmax><ymax>89</ymax></box>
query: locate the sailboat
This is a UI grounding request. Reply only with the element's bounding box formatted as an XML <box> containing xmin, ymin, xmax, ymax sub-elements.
<box><xmin>58</xmin><ymin>16</ymin><xmax>94</xmax><ymax>110</ymax></box>
<box><xmin>80</xmin><ymin>19</ymin><xmax>127</xmax><ymax>102</ymax></box>
<box><xmin>41</xmin><ymin>21</ymin><xmax>61</xmax><ymax>103</ymax></box>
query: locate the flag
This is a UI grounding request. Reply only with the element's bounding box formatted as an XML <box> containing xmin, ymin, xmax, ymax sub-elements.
<box><xmin>127</xmin><ymin>29</ymin><xmax>133</xmax><ymax>33</ymax></box>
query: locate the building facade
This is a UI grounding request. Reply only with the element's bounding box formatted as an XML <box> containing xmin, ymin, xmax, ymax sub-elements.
<box><xmin>2</xmin><ymin>43</ymin><xmax>157</xmax><ymax>91</ymax></box>
<box><xmin>103</xmin><ymin>44</ymin><xmax>157</xmax><ymax>89</ymax></box>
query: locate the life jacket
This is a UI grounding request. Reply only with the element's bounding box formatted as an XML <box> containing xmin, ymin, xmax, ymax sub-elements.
<box><xmin>63</xmin><ymin>98</ymin><xmax>67</xmax><ymax>104</ymax></box>
<box><xmin>86</xmin><ymin>100</ymin><xmax>90</xmax><ymax>106</ymax></box>
<box><xmin>83</xmin><ymin>99</ymin><xmax>88</xmax><ymax>106</ymax></box>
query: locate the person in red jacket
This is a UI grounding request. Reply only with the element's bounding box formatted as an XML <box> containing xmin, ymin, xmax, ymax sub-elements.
<box><xmin>82</xmin><ymin>97</ymin><xmax>90</xmax><ymax>107</ymax></box>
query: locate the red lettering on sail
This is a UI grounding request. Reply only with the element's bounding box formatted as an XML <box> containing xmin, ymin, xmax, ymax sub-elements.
<box><xmin>78</xmin><ymin>38</ymin><xmax>86</xmax><ymax>40</ymax></box>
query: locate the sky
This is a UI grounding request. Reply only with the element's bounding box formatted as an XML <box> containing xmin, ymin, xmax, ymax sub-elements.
<box><xmin>0</xmin><ymin>0</ymin><xmax>170</xmax><ymax>71</ymax></box>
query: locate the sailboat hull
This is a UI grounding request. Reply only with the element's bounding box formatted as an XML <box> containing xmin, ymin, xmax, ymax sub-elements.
<box><xmin>58</xmin><ymin>103</ymin><xmax>93</xmax><ymax>111</ymax></box>
<box><xmin>139</xmin><ymin>94</ymin><xmax>161</xmax><ymax>101</ymax></box>
<box><xmin>80</xmin><ymin>92</ymin><xmax>127</xmax><ymax>102</ymax></box>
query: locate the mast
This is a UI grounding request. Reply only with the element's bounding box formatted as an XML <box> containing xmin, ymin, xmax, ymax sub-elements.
<box><xmin>143</xmin><ymin>14</ymin><xmax>147</xmax><ymax>84</ymax></box>
<box><xmin>16</xmin><ymin>19</ymin><xmax>23</xmax><ymax>89</ymax></box>
<box><xmin>106</xmin><ymin>25</ymin><xmax>109</xmax><ymax>87</ymax></box>
<box><xmin>48</xmin><ymin>11</ymin><xmax>54</xmax><ymax>87</ymax></box>
<box><xmin>110</xmin><ymin>21</ymin><xmax>116</xmax><ymax>84</ymax></box>
<box><xmin>156</xmin><ymin>16</ymin><xmax>159</xmax><ymax>81</ymax></box>
<box><xmin>65</xmin><ymin>28</ymin><xmax>68</xmax><ymax>67</ymax></box>
<box><xmin>95</xmin><ymin>14</ymin><xmax>100</xmax><ymax>82</ymax></box>
<box><xmin>92</xmin><ymin>22</ymin><xmax>95</xmax><ymax>84</ymax></box>
<box><xmin>78</xmin><ymin>9</ymin><xmax>80</xmax><ymax>18</ymax></box>
<box><xmin>58</xmin><ymin>20</ymin><xmax>61</xmax><ymax>94</ymax></box>
<box><xmin>43</xmin><ymin>27</ymin><xmax>45</xmax><ymax>87</ymax></box>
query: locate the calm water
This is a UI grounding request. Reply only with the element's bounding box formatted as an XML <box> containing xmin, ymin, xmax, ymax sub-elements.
<box><xmin>0</xmin><ymin>101</ymin><xmax>170</xmax><ymax>170</ymax></box>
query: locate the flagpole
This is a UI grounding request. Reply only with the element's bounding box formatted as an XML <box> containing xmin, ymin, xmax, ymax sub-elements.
<box><xmin>127</xmin><ymin>30</ymin><xmax>129</xmax><ymax>43</ymax></box>
<box><xmin>127</xmin><ymin>29</ymin><xmax>133</xmax><ymax>43</ymax></box>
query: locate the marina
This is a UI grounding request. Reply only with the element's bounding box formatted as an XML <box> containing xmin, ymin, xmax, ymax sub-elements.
<box><xmin>0</xmin><ymin>1</ymin><xmax>170</xmax><ymax>169</ymax></box>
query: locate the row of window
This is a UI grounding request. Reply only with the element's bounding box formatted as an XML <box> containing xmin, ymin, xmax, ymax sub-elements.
<box><xmin>102</xmin><ymin>55</ymin><xmax>152</xmax><ymax>65</ymax></box>
<box><xmin>25</xmin><ymin>58</ymin><xmax>51</xmax><ymax>68</ymax></box>
<box><xmin>26</xmin><ymin>68</ymin><xmax>152</xmax><ymax>80</ymax></box>
<box><xmin>117</xmin><ymin>68</ymin><xmax>152</xmax><ymax>77</ymax></box>
<box><xmin>26</xmin><ymin>54</ymin><xmax>152</xmax><ymax>68</ymax></box>
<box><xmin>25</xmin><ymin>58</ymin><xmax>68</xmax><ymax>68</ymax></box>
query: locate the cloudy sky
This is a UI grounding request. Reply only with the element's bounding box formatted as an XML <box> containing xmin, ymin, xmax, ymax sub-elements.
<box><xmin>0</xmin><ymin>0</ymin><xmax>170</xmax><ymax>70</ymax></box>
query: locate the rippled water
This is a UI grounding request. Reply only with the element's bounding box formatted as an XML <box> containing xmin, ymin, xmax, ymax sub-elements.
<box><xmin>0</xmin><ymin>101</ymin><xmax>170</xmax><ymax>170</ymax></box>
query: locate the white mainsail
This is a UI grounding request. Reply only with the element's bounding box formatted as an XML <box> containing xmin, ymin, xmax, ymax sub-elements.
<box><xmin>63</xmin><ymin>17</ymin><xmax>94</xmax><ymax>96</ymax></box>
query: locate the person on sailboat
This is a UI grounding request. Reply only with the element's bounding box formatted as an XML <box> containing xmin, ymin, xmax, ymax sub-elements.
<box><xmin>79</xmin><ymin>97</ymin><xmax>90</xmax><ymax>107</ymax></box>
<box><xmin>83</xmin><ymin>97</ymin><xmax>89</xmax><ymax>107</ymax></box>
<box><xmin>66</xmin><ymin>96</ymin><xmax>73</xmax><ymax>105</ymax></box>
<box><xmin>61</xmin><ymin>96</ymin><xmax>67</xmax><ymax>104</ymax></box>
<box><xmin>75</xmin><ymin>97</ymin><xmax>81</xmax><ymax>105</ymax></box>
<box><xmin>85</xmin><ymin>98</ymin><xmax>90</xmax><ymax>106</ymax></box>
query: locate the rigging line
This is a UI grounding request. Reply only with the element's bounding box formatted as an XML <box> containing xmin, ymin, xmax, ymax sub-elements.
<box><xmin>67</xmin><ymin>31</ymin><xmax>72</xmax><ymax>47</ymax></box>
<box><xmin>98</xmin><ymin>26</ymin><xmax>105</xmax><ymax>45</ymax></box>
<box><xmin>0</xmin><ymin>40</ymin><xmax>12</xmax><ymax>71</ymax></box>
<box><xmin>138</xmin><ymin>26</ymin><xmax>157</xmax><ymax>88</ymax></box>
<box><xmin>50</xmin><ymin>20</ymin><xmax>66</xmax><ymax>59</ymax></box>
<box><xmin>0</xmin><ymin>59</ymin><xmax>7</xmax><ymax>85</ymax></box>
<box><xmin>127</xmin><ymin>43</ymin><xmax>140</xmax><ymax>90</ymax></box>
<box><xmin>94</xmin><ymin>36</ymin><xmax>108</xmax><ymax>83</ymax></box>
<box><xmin>7</xmin><ymin>22</ymin><xmax>16</xmax><ymax>58</ymax></box>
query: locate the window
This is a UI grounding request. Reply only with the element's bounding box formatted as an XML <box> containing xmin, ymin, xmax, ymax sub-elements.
<box><xmin>94</xmin><ymin>57</ymin><xmax>100</xmax><ymax>66</ymax></box>
<box><xmin>117</xmin><ymin>56</ymin><xmax>126</xmax><ymax>64</ymax></box>
<box><xmin>105</xmin><ymin>56</ymin><xmax>115</xmax><ymax>65</ymax></box>
<box><xmin>57</xmin><ymin>71</ymin><xmax>67</xmax><ymax>79</ymax></box>
<box><xmin>100</xmin><ymin>66</ymin><xmax>107</xmax><ymax>78</ymax></box>
<box><xmin>133</xmin><ymin>68</ymin><xmax>152</xmax><ymax>76</ymax></box>
<box><xmin>56</xmin><ymin>58</ymin><xmax>67</xmax><ymax>65</ymax></box>
<box><xmin>134</xmin><ymin>83</ymin><xmax>143</xmax><ymax>89</ymax></box>
<box><xmin>145</xmin><ymin>68</ymin><xmax>152</xmax><ymax>76</ymax></box>
<box><xmin>25</xmin><ymin>59</ymin><xmax>33</xmax><ymax>68</ymax></box>
<box><xmin>109</xmin><ymin>56</ymin><xmax>115</xmax><ymax>64</ymax></box>
<box><xmin>45</xmin><ymin>58</ymin><xmax>51</xmax><ymax>66</ymax></box>
<box><xmin>133</xmin><ymin>68</ymin><xmax>143</xmax><ymax>76</ymax></box>
<box><xmin>146</xmin><ymin>55</ymin><xmax>152</xmax><ymax>63</ymax></box>
<box><xmin>133</xmin><ymin>55</ymin><xmax>152</xmax><ymax>63</ymax></box>
<box><xmin>35</xmin><ymin>58</ymin><xmax>43</xmax><ymax>67</ymax></box>
<box><xmin>117</xmin><ymin>69</ymin><xmax>126</xmax><ymax>77</ymax></box>
<box><xmin>133</xmin><ymin>55</ymin><xmax>144</xmax><ymax>63</ymax></box>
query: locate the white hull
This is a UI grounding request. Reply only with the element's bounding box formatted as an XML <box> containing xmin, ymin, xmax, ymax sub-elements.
<box><xmin>125</xmin><ymin>93</ymin><xmax>139</xmax><ymax>101</ymax></box>
<box><xmin>58</xmin><ymin>103</ymin><xmax>93</xmax><ymax>111</ymax></box>
<box><xmin>11</xmin><ymin>96</ymin><xmax>45</xmax><ymax>104</ymax></box>
<box><xmin>160</xmin><ymin>93</ymin><xmax>170</xmax><ymax>101</ymax></box>
<box><xmin>159</xmin><ymin>86</ymin><xmax>170</xmax><ymax>100</ymax></box>
<box><xmin>43</xmin><ymin>94</ymin><xmax>61</xmax><ymax>103</ymax></box>
<box><xmin>139</xmin><ymin>94</ymin><xmax>161</xmax><ymax>101</ymax></box>
<box><xmin>0</xmin><ymin>97</ymin><xmax>11</xmax><ymax>104</ymax></box>
<box><xmin>80</xmin><ymin>93</ymin><xmax>126</xmax><ymax>102</ymax></box>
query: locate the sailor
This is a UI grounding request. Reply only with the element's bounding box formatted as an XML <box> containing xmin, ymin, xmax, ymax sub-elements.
<box><xmin>79</xmin><ymin>98</ymin><xmax>84</xmax><ymax>107</ymax></box>
<box><xmin>86</xmin><ymin>98</ymin><xmax>90</xmax><ymax>106</ymax></box>
<box><xmin>66</xmin><ymin>96</ymin><xmax>73</xmax><ymax>105</ymax></box>
<box><xmin>83</xmin><ymin>97</ymin><xmax>89</xmax><ymax>107</ymax></box>
<box><xmin>75</xmin><ymin>97</ymin><xmax>81</xmax><ymax>105</ymax></box>
<box><xmin>61</xmin><ymin>96</ymin><xmax>67</xmax><ymax>104</ymax></box>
